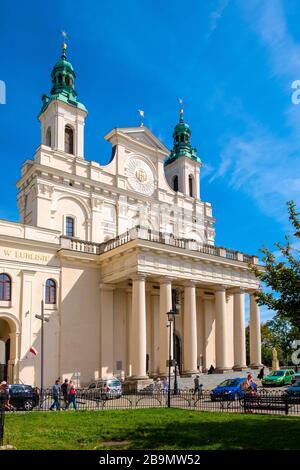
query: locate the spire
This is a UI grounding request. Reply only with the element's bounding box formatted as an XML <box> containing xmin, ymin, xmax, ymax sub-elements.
<box><xmin>164</xmin><ymin>101</ymin><xmax>201</xmax><ymax>166</ymax></box>
<box><xmin>39</xmin><ymin>33</ymin><xmax>87</xmax><ymax>116</ymax></box>
<box><xmin>179</xmin><ymin>97</ymin><xmax>184</xmax><ymax>122</ymax></box>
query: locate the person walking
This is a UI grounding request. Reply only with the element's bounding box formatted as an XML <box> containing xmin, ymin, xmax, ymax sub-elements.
<box><xmin>154</xmin><ymin>377</ymin><xmax>162</xmax><ymax>394</ymax></box>
<box><xmin>193</xmin><ymin>375</ymin><xmax>201</xmax><ymax>395</ymax></box>
<box><xmin>163</xmin><ymin>377</ymin><xmax>169</xmax><ymax>394</ymax></box>
<box><xmin>61</xmin><ymin>378</ymin><xmax>69</xmax><ymax>409</ymax></box>
<box><xmin>49</xmin><ymin>379</ymin><xmax>61</xmax><ymax>411</ymax></box>
<box><xmin>0</xmin><ymin>381</ymin><xmax>14</xmax><ymax>411</ymax></box>
<box><xmin>66</xmin><ymin>381</ymin><xmax>77</xmax><ymax>410</ymax></box>
<box><xmin>257</xmin><ymin>367</ymin><xmax>264</xmax><ymax>381</ymax></box>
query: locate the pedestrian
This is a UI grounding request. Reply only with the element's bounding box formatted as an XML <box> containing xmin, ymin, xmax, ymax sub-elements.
<box><xmin>241</xmin><ymin>374</ymin><xmax>257</xmax><ymax>395</ymax></box>
<box><xmin>208</xmin><ymin>364</ymin><xmax>215</xmax><ymax>375</ymax></box>
<box><xmin>61</xmin><ymin>378</ymin><xmax>69</xmax><ymax>409</ymax></box>
<box><xmin>193</xmin><ymin>375</ymin><xmax>201</xmax><ymax>395</ymax></box>
<box><xmin>154</xmin><ymin>377</ymin><xmax>162</xmax><ymax>393</ymax></box>
<box><xmin>163</xmin><ymin>377</ymin><xmax>169</xmax><ymax>394</ymax></box>
<box><xmin>66</xmin><ymin>381</ymin><xmax>77</xmax><ymax>410</ymax></box>
<box><xmin>257</xmin><ymin>367</ymin><xmax>264</xmax><ymax>380</ymax></box>
<box><xmin>49</xmin><ymin>379</ymin><xmax>61</xmax><ymax>410</ymax></box>
<box><xmin>0</xmin><ymin>381</ymin><xmax>14</xmax><ymax>411</ymax></box>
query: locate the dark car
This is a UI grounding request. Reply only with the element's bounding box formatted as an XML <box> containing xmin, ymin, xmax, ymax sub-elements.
<box><xmin>9</xmin><ymin>384</ymin><xmax>40</xmax><ymax>411</ymax></box>
<box><xmin>284</xmin><ymin>380</ymin><xmax>300</xmax><ymax>403</ymax></box>
<box><xmin>292</xmin><ymin>373</ymin><xmax>300</xmax><ymax>385</ymax></box>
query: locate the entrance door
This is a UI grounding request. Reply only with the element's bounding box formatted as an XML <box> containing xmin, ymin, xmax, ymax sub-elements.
<box><xmin>174</xmin><ymin>334</ymin><xmax>182</xmax><ymax>375</ymax></box>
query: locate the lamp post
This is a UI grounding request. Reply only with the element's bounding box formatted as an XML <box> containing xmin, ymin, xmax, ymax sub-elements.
<box><xmin>173</xmin><ymin>312</ymin><xmax>179</xmax><ymax>395</ymax></box>
<box><xmin>35</xmin><ymin>300</ymin><xmax>49</xmax><ymax>397</ymax></box>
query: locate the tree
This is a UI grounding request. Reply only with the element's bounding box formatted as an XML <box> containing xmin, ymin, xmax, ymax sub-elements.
<box><xmin>251</xmin><ymin>201</ymin><xmax>300</xmax><ymax>332</ymax></box>
<box><xmin>246</xmin><ymin>317</ymin><xmax>298</xmax><ymax>366</ymax></box>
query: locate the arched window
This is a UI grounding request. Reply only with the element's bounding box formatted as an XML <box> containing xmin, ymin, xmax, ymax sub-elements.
<box><xmin>58</xmin><ymin>74</ymin><xmax>62</xmax><ymax>84</ymax></box>
<box><xmin>45</xmin><ymin>279</ymin><xmax>57</xmax><ymax>304</ymax></box>
<box><xmin>45</xmin><ymin>127</ymin><xmax>51</xmax><ymax>147</ymax></box>
<box><xmin>180</xmin><ymin>134</ymin><xmax>184</xmax><ymax>142</ymax></box>
<box><xmin>0</xmin><ymin>273</ymin><xmax>11</xmax><ymax>301</ymax></box>
<box><xmin>64</xmin><ymin>125</ymin><xmax>74</xmax><ymax>154</ymax></box>
<box><xmin>65</xmin><ymin>76</ymin><xmax>70</xmax><ymax>86</ymax></box>
<box><xmin>173</xmin><ymin>175</ymin><xmax>178</xmax><ymax>192</ymax></box>
<box><xmin>189</xmin><ymin>175</ymin><xmax>194</xmax><ymax>197</ymax></box>
<box><xmin>65</xmin><ymin>216</ymin><xmax>75</xmax><ymax>237</ymax></box>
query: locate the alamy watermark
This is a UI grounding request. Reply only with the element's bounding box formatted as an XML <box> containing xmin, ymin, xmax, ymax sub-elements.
<box><xmin>291</xmin><ymin>340</ymin><xmax>300</xmax><ymax>365</ymax></box>
<box><xmin>291</xmin><ymin>80</ymin><xmax>300</xmax><ymax>104</ymax></box>
<box><xmin>0</xmin><ymin>80</ymin><xmax>6</xmax><ymax>104</ymax></box>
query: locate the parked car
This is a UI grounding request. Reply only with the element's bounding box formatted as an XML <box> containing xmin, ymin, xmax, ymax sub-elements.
<box><xmin>283</xmin><ymin>380</ymin><xmax>300</xmax><ymax>405</ymax></box>
<box><xmin>9</xmin><ymin>384</ymin><xmax>40</xmax><ymax>410</ymax></box>
<box><xmin>85</xmin><ymin>378</ymin><xmax>122</xmax><ymax>399</ymax></box>
<box><xmin>262</xmin><ymin>369</ymin><xmax>295</xmax><ymax>387</ymax></box>
<box><xmin>210</xmin><ymin>378</ymin><xmax>257</xmax><ymax>401</ymax></box>
<box><xmin>292</xmin><ymin>373</ymin><xmax>300</xmax><ymax>385</ymax></box>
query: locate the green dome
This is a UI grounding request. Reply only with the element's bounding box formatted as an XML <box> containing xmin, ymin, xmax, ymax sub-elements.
<box><xmin>165</xmin><ymin>111</ymin><xmax>201</xmax><ymax>166</ymax></box>
<box><xmin>39</xmin><ymin>42</ymin><xmax>87</xmax><ymax>116</ymax></box>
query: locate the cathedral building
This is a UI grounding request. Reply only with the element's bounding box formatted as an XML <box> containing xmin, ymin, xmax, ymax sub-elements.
<box><xmin>0</xmin><ymin>41</ymin><xmax>262</xmax><ymax>387</ymax></box>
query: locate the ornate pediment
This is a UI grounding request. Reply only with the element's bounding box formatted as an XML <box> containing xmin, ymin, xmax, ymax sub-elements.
<box><xmin>105</xmin><ymin>126</ymin><xmax>169</xmax><ymax>154</ymax></box>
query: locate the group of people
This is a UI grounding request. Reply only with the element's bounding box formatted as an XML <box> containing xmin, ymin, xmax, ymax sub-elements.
<box><xmin>0</xmin><ymin>380</ymin><xmax>14</xmax><ymax>411</ymax></box>
<box><xmin>154</xmin><ymin>377</ymin><xmax>169</xmax><ymax>393</ymax></box>
<box><xmin>49</xmin><ymin>378</ymin><xmax>77</xmax><ymax>411</ymax></box>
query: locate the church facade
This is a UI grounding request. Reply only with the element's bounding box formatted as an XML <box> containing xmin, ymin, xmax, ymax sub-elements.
<box><xmin>0</xmin><ymin>42</ymin><xmax>262</xmax><ymax>387</ymax></box>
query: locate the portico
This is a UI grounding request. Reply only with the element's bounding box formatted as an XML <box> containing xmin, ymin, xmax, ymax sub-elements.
<box><xmin>97</xmin><ymin>273</ymin><xmax>262</xmax><ymax>381</ymax></box>
<box><xmin>85</xmin><ymin>226</ymin><xmax>262</xmax><ymax>381</ymax></box>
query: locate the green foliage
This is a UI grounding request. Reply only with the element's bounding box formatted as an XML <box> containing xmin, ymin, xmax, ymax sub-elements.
<box><xmin>246</xmin><ymin>316</ymin><xmax>298</xmax><ymax>366</ymax></box>
<box><xmin>251</xmin><ymin>201</ymin><xmax>300</xmax><ymax>331</ymax></box>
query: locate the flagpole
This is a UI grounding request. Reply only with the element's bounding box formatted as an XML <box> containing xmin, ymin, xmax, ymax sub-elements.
<box><xmin>35</xmin><ymin>300</ymin><xmax>49</xmax><ymax>400</ymax></box>
<box><xmin>41</xmin><ymin>299</ymin><xmax>44</xmax><ymax>393</ymax></box>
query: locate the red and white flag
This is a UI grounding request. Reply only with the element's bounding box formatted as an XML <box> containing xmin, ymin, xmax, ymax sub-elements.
<box><xmin>27</xmin><ymin>346</ymin><xmax>38</xmax><ymax>358</ymax></box>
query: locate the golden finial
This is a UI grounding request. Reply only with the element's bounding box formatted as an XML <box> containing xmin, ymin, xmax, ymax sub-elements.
<box><xmin>138</xmin><ymin>109</ymin><xmax>145</xmax><ymax>127</ymax></box>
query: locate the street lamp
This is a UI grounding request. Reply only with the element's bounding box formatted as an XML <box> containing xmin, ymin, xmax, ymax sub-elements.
<box><xmin>166</xmin><ymin>310</ymin><xmax>174</xmax><ymax>408</ymax></box>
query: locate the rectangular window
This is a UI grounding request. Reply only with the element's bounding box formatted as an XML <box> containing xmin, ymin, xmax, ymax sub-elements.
<box><xmin>65</xmin><ymin>217</ymin><xmax>74</xmax><ymax>237</ymax></box>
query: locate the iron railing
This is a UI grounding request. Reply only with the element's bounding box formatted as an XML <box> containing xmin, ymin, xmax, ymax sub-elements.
<box><xmin>6</xmin><ymin>389</ymin><xmax>300</xmax><ymax>416</ymax></box>
<box><xmin>0</xmin><ymin>396</ymin><xmax>4</xmax><ymax>446</ymax></box>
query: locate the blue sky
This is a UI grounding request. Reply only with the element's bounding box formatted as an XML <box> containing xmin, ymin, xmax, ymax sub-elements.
<box><xmin>1</xmin><ymin>0</ymin><xmax>300</xmax><ymax>321</ymax></box>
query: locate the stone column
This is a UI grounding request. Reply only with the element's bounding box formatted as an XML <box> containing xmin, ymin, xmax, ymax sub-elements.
<box><xmin>99</xmin><ymin>283</ymin><xmax>115</xmax><ymax>378</ymax></box>
<box><xmin>250</xmin><ymin>293</ymin><xmax>262</xmax><ymax>368</ymax></box>
<box><xmin>215</xmin><ymin>286</ymin><xmax>231</xmax><ymax>372</ymax></box>
<box><xmin>233</xmin><ymin>289</ymin><xmax>247</xmax><ymax>370</ymax></box>
<box><xmin>203</xmin><ymin>295</ymin><xmax>216</xmax><ymax>370</ymax></box>
<box><xmin>131</xmin><ymin>275</ymin><xmax>148</xmax><ymax>379</ymax></box>
<box><xmin>126</xmin><ymin>288</ymin><xmax>132</xmax><ymax>377</ymax></box>
<box><xmin>8</xmin><ymin>331</ymin><xmax>20</xmax><ymax>384</ymax></box>
<box><xmin>159</xmin><ymin>278</ymin><xmax>173</xmax><ymax>376</ymax></box>
<box><xmin>150</xmin><ymin>290</ymin><xmax>160</xmax><ymax>377</ymax></box>
<box><xmin>183</xmin><ymin>282</ymin><xmax>198</xmax><ymax>375</ymax></box>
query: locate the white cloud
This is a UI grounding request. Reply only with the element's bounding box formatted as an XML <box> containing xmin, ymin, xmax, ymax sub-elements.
<box><xmin>209</xmin><ymin>0</ymin><xmax>300</xmax><ymax>225</ymax></box>
<box><xmin>209</xmin><ymin>0</ymin><xmax>230</xmax><ymax>34</ymax></box>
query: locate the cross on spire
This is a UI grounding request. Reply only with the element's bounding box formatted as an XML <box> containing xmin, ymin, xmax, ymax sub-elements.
<box><xmin>178</xmin><ymin>97</ymin><xmax>184</xmax><ymax>120</ymax></box>
<box><xmin>61</xmin><ymin>30</ymin><xmax>67</xmax><ymax>57</ymax></box>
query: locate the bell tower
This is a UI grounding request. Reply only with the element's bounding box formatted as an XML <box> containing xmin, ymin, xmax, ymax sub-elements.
<box><xmin>38</xmin><ymin>36</ymin><xmax>88</xmax><ymax>159</ymax></box>
<box><xmin>164</xmin><ymin>103</ymin><xmax>201</xmax><ymax>199</ymax></box>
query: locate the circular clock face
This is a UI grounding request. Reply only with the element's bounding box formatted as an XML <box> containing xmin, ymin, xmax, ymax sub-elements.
<box><xmin>126</xmin><ymin>157</ymin><xmax>155</xmax><ymax>195</ymax></box>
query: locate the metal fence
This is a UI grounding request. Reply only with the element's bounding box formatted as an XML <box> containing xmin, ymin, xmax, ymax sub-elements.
<box><xmin>0</xmin><ymin>397</ymin><xmax>4</xmax><ymax>446</ymax></box>
<box><xmin>7</xmin><ymin>389</ymin><xmax>300</xmax><ymax>416</ymax></box>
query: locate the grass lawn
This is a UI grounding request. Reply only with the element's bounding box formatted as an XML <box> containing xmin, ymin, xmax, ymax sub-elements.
<box><xmin>4</xmin><ymin>409</ymin><xmax>300</xmax><ymax>450</ymax></box>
